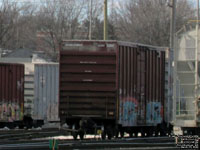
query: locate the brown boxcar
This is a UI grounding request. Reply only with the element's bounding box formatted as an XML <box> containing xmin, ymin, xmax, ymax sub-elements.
<box><xmin>0</xmin><ymin>63</ymin><xmax>24</xmax><ymax>123</ymax></box>
<box><xmin>59</xmin><ymin>40</ymin><xmax>168</xmax><ymax>138</ymax></box>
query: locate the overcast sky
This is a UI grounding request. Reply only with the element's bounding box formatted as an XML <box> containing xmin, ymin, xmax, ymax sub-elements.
<box><xmin>0</xmin><ymin>0</ymin><xmax>196</xmax><ymax>6</ymax></box>
<box><xmin>0</xmin><ymin>0</ymin><xmax>197</xmax><ymax>11</ymax></box>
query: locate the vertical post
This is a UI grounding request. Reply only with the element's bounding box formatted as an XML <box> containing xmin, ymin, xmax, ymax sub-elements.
<box><xmin>89</xmin><ymin>0</ymin><xmax>92</xmax><ymax>40</ymax></box>
<box><xmin>170</xmin><ymin>0</ymin><xmax>177</xmax><ymax>124</ymax></box>
<box><xmin>104</xmin><ymin>0</ymin><xmax>108</xmax><ymax>40</ymax></box>
<box><xmin>195</xmin><ymin>0</ymin><xmax>199</xmax><ymax>122</ymax></box>
<box><xmin>17</xmin><ymin>16</ymin><xmax>19</xmax><ymax>48</ymax></box>
<box><xmin>178</xmin><ymin>79</ymin><xmax>181</xmax><ymax>115</ymax></box>
<box><xmin>170</xmin><ymin>0</ymin><xmax>176</xmax><ymax>49</ymax></box>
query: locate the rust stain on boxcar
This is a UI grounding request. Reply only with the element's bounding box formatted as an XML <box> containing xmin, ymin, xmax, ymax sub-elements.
<box><xmin>0</xmin><ymin>63</ymin><xmax>24</xmax><ymax>122</ymax></box>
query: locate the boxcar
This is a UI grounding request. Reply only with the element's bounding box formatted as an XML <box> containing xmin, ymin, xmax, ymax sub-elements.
<box><xmin>59</xmin><ymin>40</ymin><xmax>171</xmax><ymax>139</ymax></box>
<box><xmin>0</xmin><ymin>63</ymin><xmax>24</xmax><ymax>128</ymax></box>
<box><xmin>33</xmin><ymin>64</ymin><xmax>60</xmax><ymax>125</ymax></box>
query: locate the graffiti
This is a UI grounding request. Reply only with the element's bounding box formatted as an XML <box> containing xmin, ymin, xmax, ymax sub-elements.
<box><xmin>146</xmin><ymin>102</ymin><xmax>162</xmax><ymax>124</ymax></box>
<box><xmin>47</xmin><ymin>103</ymin><xmax>59</xmax><ymax>121</ymax></box>
<box><xmin>119</xmin><ymin>97</ymin><xmax>163</xmax><ymax>126</ymax></box>
<box><xmin>0</xmin><ymin>102</ymin><xmax>23</xmax><ymax>122</ymax></box>
<box><xmin>119</xmin><ymin>97</ymin><xmax>138</xmax><ymax>127</ymax></box>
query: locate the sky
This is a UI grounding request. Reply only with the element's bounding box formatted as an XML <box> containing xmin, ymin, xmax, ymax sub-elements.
<box><xmin>0</xmin><ymin>0</ymin><xmax>121</xmax><ymax>5</ymax></box>
<box><xmin>0</xmin><ymin>0</ymin><xmax>122</xmax><ymax>16</ymax></box>
<box><xmin>0</xmin><ymin>0</ymin><xmax>196</xmax><ymax>9</ymax></box>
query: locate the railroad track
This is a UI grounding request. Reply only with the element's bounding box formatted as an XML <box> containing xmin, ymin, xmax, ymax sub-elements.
<box><xmin>0</xmin><ymin>128</ymin><xmax>69</xmax><ymax>142</ymax></box>
<box><xmin>0</xmin><ymin>137</ymin><xmax>179</xmax><ymax>150</ymax></box>
<box><xmin>0</xmin><ymin>128</ymin><xmax>173</xmax><ymax>142</ymax></box>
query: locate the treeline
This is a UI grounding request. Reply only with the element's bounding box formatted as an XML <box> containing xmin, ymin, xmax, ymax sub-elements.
<box><xmin>0</xmin><ymin>0</ymin><xmax>195</xmax><ymax>58</ymax></box>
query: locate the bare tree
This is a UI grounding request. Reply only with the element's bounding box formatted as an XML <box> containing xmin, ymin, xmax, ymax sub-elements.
<box><xmin>81</xmin><ymin>0</ymin><xmax>103</xmax><ymax>39</ymax></box>
<box><xmin>1</xmin><ymin>0</ymin><xmax>194</xmax><ymax>54</ymax></box>
<box><xmin>35</xmin><ymin>0</ymin><xmax>86</xmax><ymax>59</ymax></box>
<box><xmin>0</xmin><ymin>0</ymin><xmax>37</xmax><ymax>49</ymax></box>
<box><xmin>0</xmin><ymin>0</ymin><xmax>19</xmax><ymax>48</ymax></box>
<box><xmin>114</xmin><ymin>0</ymin><xmax>195</xmax><ymax>46</ymax></box>
<box><xmin>15</xmin><ymin>3</ymin><xmax>37</xmax><ymax>49</ymax></box>
<box><xmin>81</xmin><ymin>0</ymin><xmax>117</xmax><ymax>40</ymax></box>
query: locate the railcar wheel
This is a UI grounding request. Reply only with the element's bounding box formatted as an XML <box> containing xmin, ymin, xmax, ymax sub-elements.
<box><xmin>107</xmin><ymin>127</ymin><xmax>113</xmax><ymax>140</ymax></box>
<box><xmin>120</xmin><ymin>131</ymin><xmax>124</xmax><ymax>138</ymax></box>
<box><xmin>160</xmin><ymin>130</ymin><xmax>166</xmax><ymax>136</ymax></box>
<box><xmin>141</xmin><ymin>129</ymin><xmax>145</xmax><ymax>137</ymax></box>
<box><xmin>107</xmin><ymin>133</ymin><xmax>112</xmax><ymax>140</ymax></box>
<box><xmin>115</xmin><ymin>131</ymin><xmax>119</xmax><ymax>138</ymax></box>
<box><xmin>129</xmin><ymin>132</ymin><xmax>133</xmax><ymax>137</ymax></box>
<box><xmin>79</xmin><ymin>132</ymin><xmax>84</xmax><ymax>140</ymax></box>
<box><xmin>72</xmin><ymin>132</ymin><xmax>78</xmax><ymax>140</ymax></box>
<box><xmin>167</xmin><ymin>129</ymin><xmax>172</xmax><ymax>136</ymax></box>
<box><xmin>107</xmin><ymin>130</ymin><xmax>114</xmax><ymax>140</ymax></box>
<box><xmin>78</xmin><ymin>128</ymin><xmax>85</xmax><ymax>140</ymax></box>
<box><xmin>101</xmin><ymin>131</ymin><xmax>106</xmax><ymax>140</ymax></box>
<box><xmin>134</xmin><ymin>132</ymin><xmax>138</xmax><ymax>137</ymax></box>
<box><xmin>155</xmin><ymin>128</ymin><xmax>159</xmax><ymax>137</ymax></box>
<box><xmin>147</xmin><ymin>129</ymin><xmax>153</xmax><ymax>137</ymax></box>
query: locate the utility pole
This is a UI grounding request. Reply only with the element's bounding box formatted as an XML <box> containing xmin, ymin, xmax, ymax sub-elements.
<box><xmin>89</xmin><ymin>0</ymin><xmax>92</xmax><ymax>40</ymax></box>
<box><xmin>170</xmin><ymin>0</ymin><xmax>176</xmax><ymax>50</ymax></box>
<box><xmin>169</xmin><ymin>0</ymin><xmax>177</xmax><ymax>124</ymax></box>
<box><xmin>104</xmin><ymin>0</ymin><xmax>108</xmax><ymax>40</ymax></box>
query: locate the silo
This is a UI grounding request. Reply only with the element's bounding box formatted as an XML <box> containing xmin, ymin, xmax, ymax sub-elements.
<box><xmin>174</xmin><ymin>23</ymin><xmax>200</xmax><ymax>134</ymax></box>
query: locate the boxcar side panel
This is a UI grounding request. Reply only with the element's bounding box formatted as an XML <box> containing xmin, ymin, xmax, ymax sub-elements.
<box><xmin>33</xmin><ymin>64</ymin><xmax>59</xmax><ymax>122</ymax></box>
<box><xmin>118</xmin><ymin>44</ymin><xmax>166</xmax><ymax>127</ymax></box>
<box><xmin>0</xmin><ymin>63</ymin><xmax>24</xmax><ymax>122</ymax></box>
<box><xmin>118</xmin><ymin>45</ymin><xmax>139</xmax><ymax>126</ymax></box>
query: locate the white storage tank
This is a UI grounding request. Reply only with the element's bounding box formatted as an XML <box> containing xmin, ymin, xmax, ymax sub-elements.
<box><xmin>174</xmin><ymin>25</ymin><xmax>200</xmax><ymax>133</ymax></box>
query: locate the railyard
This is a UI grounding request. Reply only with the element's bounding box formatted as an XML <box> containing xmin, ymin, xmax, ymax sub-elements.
<box><xmin>0</xmin><ymin>25</ymin><xmax>200</xmax><ymax>150</ymax></box>
<box><xmin>0</xmin><ymin>0</ymin><xmax>200</xmax><ymax>149</ymax></box>
<box><xmin>0</xmin><ymin>127</ymin><xmax>199</xmax><ymax>149</ymax></box>
<box><xmin>0</xmin><ymin>128</ymin><xmax>179</xmax><ymax>150</ymax></box>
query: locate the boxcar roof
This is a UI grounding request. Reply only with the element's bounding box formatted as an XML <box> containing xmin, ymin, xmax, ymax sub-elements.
<box><xmin>61</xmin><ymin>40</ymin><xmax>168</xmax><ymax>52</ymax></box>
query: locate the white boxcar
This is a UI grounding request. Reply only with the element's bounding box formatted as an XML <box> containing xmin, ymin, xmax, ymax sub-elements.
<box><xmin>33</xmin><ymin>64</ymin><xmax>60</xmax><ymax>123</ymax></box>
